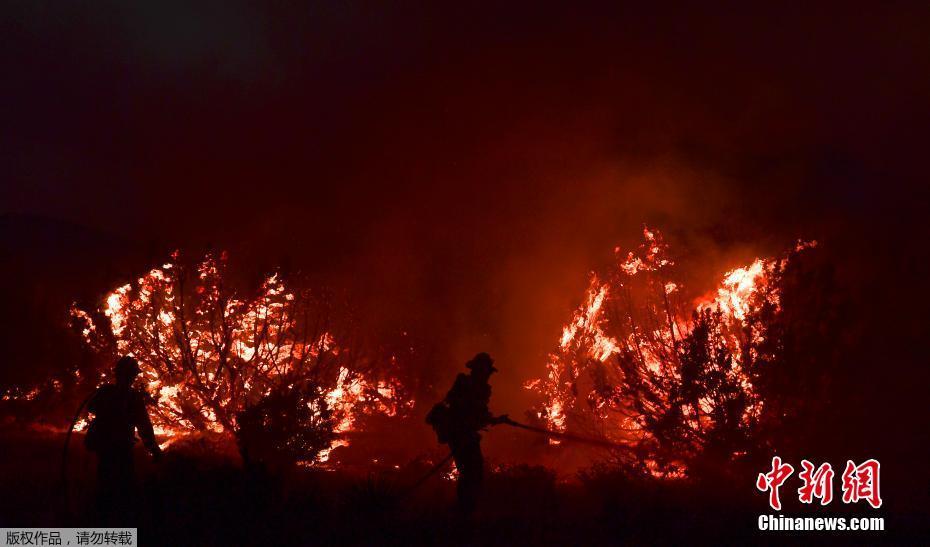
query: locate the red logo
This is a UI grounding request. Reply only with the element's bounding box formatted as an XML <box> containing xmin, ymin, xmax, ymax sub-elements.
<box><xmin>798</xmin><ymin>460</ymin><xmax>834</xmax><ymax>505</ymax></box>
<box><xmin>757</xmin><ymin>456</ymin><xmax>794</xmax><ymax>510</ymax></box>
<box><xmin>757</xmin><ymin>457</ymin><xmax>881</xmax><ymax>510</ymax></box>
<box><xmin>841</xmin><ymin>459</ymin><xmax>882</xmax><ymax>509</ymax></box>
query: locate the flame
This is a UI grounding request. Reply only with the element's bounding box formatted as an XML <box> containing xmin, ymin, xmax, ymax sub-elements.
<box><xmin>526</xmin><ymin>227</ymin><xmax>815</xmax><ymax>476</ymax></box>
<box><xmin>71</xmin><ymin>253</ymin><xmax>411</xmax><ymax>464</ymax></box>
<box><xmin>699</xmin><ymin>259</ymin><xmax>767</xmax><ymax>321</ymax></box>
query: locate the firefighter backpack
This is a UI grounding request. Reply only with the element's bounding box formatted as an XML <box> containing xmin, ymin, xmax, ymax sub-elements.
<box><xmin>426</xmin><ymin>401</ymin><xmax>453</xmax><ymax>444</ymax></box>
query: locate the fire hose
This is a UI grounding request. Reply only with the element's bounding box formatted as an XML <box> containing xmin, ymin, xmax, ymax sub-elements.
<box><xmin>501</xmin><ymin>418</ymin><xmax>634</xmax><ymax>452</ymax></box>
<box><xmin>397</xmin><ymin>452</ymin><xmax>456</xmax><ymax>499</ymax></box>
<box><xmin>400</xmin><ymin>418</ymin><xmax>631</xmax><ymax>499</ymax></box>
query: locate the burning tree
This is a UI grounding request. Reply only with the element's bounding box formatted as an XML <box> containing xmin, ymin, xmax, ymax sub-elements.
<box><xmin>71</xmin><ymin>252</ymin><xmax>410</xmax><ymax>464</ymax></box>
<box><xmin>526</xmin><ymin>228</ymin><xmax>818</xmax><ymax>478</ymax></box>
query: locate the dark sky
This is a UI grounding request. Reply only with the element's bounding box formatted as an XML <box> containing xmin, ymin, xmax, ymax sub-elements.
<box><xmin>2</xmin><ymin>3</ymin><xmax>929</xmax><ymax>409</ymax></box>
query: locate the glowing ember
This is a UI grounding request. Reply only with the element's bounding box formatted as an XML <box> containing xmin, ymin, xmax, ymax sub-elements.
<box><xmin>442</xmin><ymin>463</ymin><xmax>460</xmax><ymax>481</ymax></box>
<box><xmin>71</xmin><ymin>252</ymin><xmax>411</xmax><ymax>463</ymax></box>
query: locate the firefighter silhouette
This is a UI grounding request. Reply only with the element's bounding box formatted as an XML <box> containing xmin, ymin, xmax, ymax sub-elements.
<box><xmin>84</xmin><ymin>356</ymin><xmax>161</xmax><ymax>521</ymax></box>
<box><xmin>427</xmin><ymin>352</ymin><xmax>508</xmax><ymax>515</ymax></box>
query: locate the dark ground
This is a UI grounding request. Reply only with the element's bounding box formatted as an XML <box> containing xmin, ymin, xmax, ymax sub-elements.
<box><xmin>0</xmin><ymin>424</ymin><xmax>922</xmax><ymax>546</ymax></box>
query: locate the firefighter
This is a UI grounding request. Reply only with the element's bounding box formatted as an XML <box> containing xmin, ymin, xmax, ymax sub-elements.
<box><xmin>84</xmin><ymin>356</ymin><xmax>161</xmax><ymax>522</ymax></box>
<box><xmin>428</xmin><ymin>352</ymin><xmax>508</xmax><ymax>515</ymax></box>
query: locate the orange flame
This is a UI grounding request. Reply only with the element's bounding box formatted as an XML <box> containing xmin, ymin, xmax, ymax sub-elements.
<box><xmin>71</xmin><ymin>253</ymin><xmax>411</xmax><ymax>463</ymax></box>
<box><xmin>526</xmin><ymin>227</ymin><xmax>815</xmax><ymax>476</ymax></box>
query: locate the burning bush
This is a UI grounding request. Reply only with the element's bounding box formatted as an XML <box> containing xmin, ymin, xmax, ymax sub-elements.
<box><xmin>71</xmin><ymin>252</ymin><xmax>410</xmax><ymax>464</ymax></box>
<box><xmin>526</xmin><ymin>228</ymin><xmax>820</xmax><ymax>478</ymax></box>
